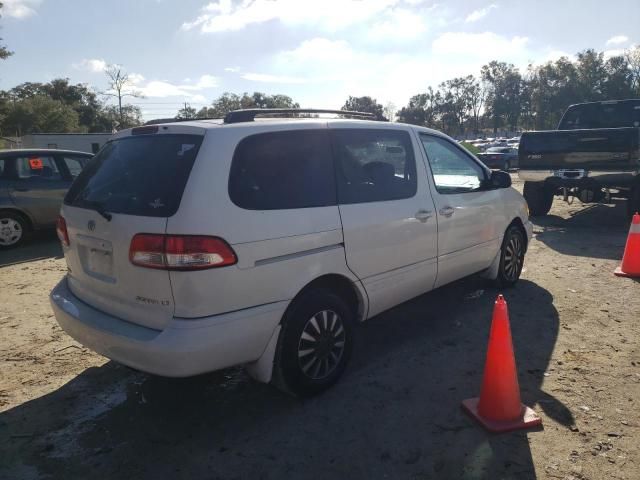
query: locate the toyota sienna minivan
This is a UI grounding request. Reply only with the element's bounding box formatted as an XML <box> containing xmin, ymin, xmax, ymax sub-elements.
<box><xmin>50</xmin><ymin>109</ymin><xmax>532</xmax><ymax>396</ymax></box>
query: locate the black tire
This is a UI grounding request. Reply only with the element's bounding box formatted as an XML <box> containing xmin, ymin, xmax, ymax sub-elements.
<box><xmin>523</xmin><ymin>181</ymin><xmax>554</xmax><ymax>216</ymax></box>
<box><xmin>627</xmin><ymin>185</ymin><xmax>640</xmax><ymax>221</ymax></box>
<box><xmin>496</xmin><ymin>225</ymin><xmax>526</xmax><ymax>288</ymax></box>
<box><xmin>273</xmin><ymin>288</ymin><xmax>354</xmax><ymax>397</ymax></box>
<box><xmin>0</xmin><ymin>212</ymin><xmax>29</xmax><ymax>249</ymax></box>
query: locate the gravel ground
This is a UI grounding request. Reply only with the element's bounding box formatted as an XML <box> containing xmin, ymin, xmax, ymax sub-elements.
<box><xmin>1</xmin><ymin>176</ymin><xmax>639</xmax><ymax>480</ymax></box>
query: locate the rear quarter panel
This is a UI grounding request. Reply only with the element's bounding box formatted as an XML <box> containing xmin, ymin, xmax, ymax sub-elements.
<box><xmin>166</xmin><ymin>124</ymin><xmax>366</xmax><ymax>319</ymax></box>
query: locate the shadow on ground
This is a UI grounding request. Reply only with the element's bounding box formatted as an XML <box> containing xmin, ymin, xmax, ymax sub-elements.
<box><xmin>0</xmin><ymin>230</ymin><xmax>62</xmax><ymax>268</ymax></box>
<box><xmin>0</xmin><ymin>277</ymin><xmax>567</xmax><ymax>480</ymax></box>
<box><xmin>532</xmin><ymin>201</ymin><xmax>629</xmax><ymax>260</ymax></box>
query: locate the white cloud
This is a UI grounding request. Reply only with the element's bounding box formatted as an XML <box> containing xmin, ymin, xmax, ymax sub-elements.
<box><xmin>224</xmin><ymin>66</ymin><xmax>240</xmax><ymax>73</ymax></box>
<box><xmin>606</xmin><ymin>35</ymin><xmax>629</xmax><ymax>46</ymax></box>
<box><xmin>134</xmin><ymin>75</ymin><xmax>218</xmax><ymax>99</ymax></box>
<box><xmin>366</xmin><ymin>8</ymin><xmax>427</xmax><ymax>42</ymax></box>
<box><xmin>603</xmin><ymin>48</ymin><xmax>626</xmax><ymax>59</ymax></box>
<box><xmin>2</xmin><ymin>0</ymin><xmax>42</xmax><ymax>19</ymax></box>
<box><xmin>73</xmin><ymin>58</ymin><xmax>107</xmax><ymax>73</ymax></box>
<box><xmin>183</xmin><ymin>0</ymin><xmax>415</xmax><ymax>33</ymax></box>
<box><xmin>542</xmin><ymin>50</ymin><xmax>575</xmax><ymax>63</ymax></box>
<box><xmin>432</xmin><ymin>32</ymin><xmax>528</xmax><ymax>58</ymax></box>
<box><xmin>465</xmin><ymin>4</ymin><xmax>497</xmax><ymax>23</ymax></box>
<box><xmin>242</xmin><ymin>73</ymin><xmax>307</xmax><ymax>84</ymax></box>
<box><xmin>128</xmin><ymin>72</ymin><xmax>145</xmax><ymax>85</ymax></box>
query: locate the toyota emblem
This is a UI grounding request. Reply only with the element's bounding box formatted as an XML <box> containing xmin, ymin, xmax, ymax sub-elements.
<box><xmin>88</xmin><ymin>220</ymin><xmax>96</xmax><ymax>232</ymax></box>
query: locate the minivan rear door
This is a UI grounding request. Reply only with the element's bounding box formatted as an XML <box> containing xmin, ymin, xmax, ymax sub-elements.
<box><xmin>61</xmin><ymin>127</ymin><xmax>205</xmax><ymax>330</ymax></box>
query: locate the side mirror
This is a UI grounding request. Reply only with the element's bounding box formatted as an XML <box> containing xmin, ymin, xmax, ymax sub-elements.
<box><xmin>489</xmin><ymin>170</ymin><xmax>512</xmax><ymax>189</ymax></box>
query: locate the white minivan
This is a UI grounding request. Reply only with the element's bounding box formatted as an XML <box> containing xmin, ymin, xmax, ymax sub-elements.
<box><xmin>50</xmin><ymin>109</ymin><xmax>532</xmax><ymax>396</ymax></box>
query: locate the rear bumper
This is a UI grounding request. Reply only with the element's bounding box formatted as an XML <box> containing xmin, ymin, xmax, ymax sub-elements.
<box><xmin>50</xmin><ymin>277</ymin><xmax>287</xmax><ymax>377</ymax></box>
<box><xmin>518</xmin><ymin>169</ymin><xmax>638</xmax><ymax>185</ymax></box>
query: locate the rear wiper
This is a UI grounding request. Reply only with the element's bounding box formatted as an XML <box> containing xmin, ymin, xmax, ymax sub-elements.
<box><xmin>78</xmin><ymin>200</ymin><xmax>112</xmax><ymax>222</ymax></box>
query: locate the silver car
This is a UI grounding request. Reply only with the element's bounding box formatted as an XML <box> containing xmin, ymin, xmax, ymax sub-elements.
<box><xmin>0</xmin><ymin>149</ymin><xmax>93</xmax><ymax>248</ymax></box>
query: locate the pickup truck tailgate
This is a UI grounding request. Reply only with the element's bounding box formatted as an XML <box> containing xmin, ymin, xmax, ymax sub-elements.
<box><xmin>519</xmin><ymin>127</ymin><xmax>640</xmax><ymax>171</ymax></box>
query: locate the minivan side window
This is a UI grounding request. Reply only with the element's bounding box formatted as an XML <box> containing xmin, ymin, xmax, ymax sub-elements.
<box><xmin>332</xmin><ymin>129</ymin><xmax>417</xmax><ymax>204</ymax></box>
<box><xmin>420</xmin><ymin>134</ymin><xmax>485</xmax><ymax>194</ymax></box>
<box><xmin>229</xmin><ymin>130</ymin><xmax>336</xmax><ymax>210</ymax></box>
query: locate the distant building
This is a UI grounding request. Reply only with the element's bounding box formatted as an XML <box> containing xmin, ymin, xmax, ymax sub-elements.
<box><xmin>19</xmin><ymin>133</ymin><xmax>113</xmax><ymax>154</ymax></box>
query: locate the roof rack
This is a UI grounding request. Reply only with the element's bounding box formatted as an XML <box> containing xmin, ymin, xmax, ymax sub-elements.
<box><xmin>223</xmin><ymin>108</ymin><xmax>386</xmax><ymax>124</ymax></box>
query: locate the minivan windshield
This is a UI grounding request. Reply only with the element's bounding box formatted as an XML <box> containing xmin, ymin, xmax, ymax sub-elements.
<box><xmin>65</xmin><ymin>134</ymin><xmax>203</xmax><ymax>217</ymax></box>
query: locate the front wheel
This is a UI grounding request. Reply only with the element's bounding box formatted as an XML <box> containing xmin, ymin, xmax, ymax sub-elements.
<box><xmin>273</xmin><ymin>288</ymin><xmax>354</xmax><ymax>397</ymax></box>
<box><xmin>496</xmin><ymin>225</ymin><xmax>526</xmax><ymax>288</ymax></box>
<box><xmin>523</xmin><ymin>181</ymin><xmax>554</xmax><ymax>216</ymax></box>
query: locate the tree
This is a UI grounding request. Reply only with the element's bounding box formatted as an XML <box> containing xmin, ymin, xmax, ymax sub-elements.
<box><xmin>103</xmin><ymin>65</ymin><xmax>142</xmax><ymax>127</ymax></box>
<box><xmin>625</xmin><ymin>45</ymin><xmax>640</xmax><ymax>96</ymax></box>
<box><xmin>198</xmin><ymin>92</ymin><xmax>299</xmax><ymax>118</ymax></box>
<box><xmin>102</xmin><ymin>104</ymin><xmax>142</xmax><ymax>130</ymax></box>
<box><xmin>467</xmin><ymin>77</ymin><xmax>487</xmax><ymax>134</ymax></box>
<box><xmin>383</xmin><ymin>102</ymin><xmax>397</xmax><ymax>122</ymax></box>
<box><xmin>397</xmin><ymin>88</ymin><xmax>441</xmax><ymax>128</ymax></box>
<box><xmin>575</xmin><ymin>49</ymin><xmax>606</xmax><ymax>101</ymax></box>
<box><xmin>0</xmin><ymin>3</ymin><xmax>12</xmax><ymax>60</ymax></box>
<box><xmin>3</xmin><ymin>96</ymin><xmax>81</xmax><ymax>135</ymax></box>
<box><xmin>603</xmin><ymin>55</ymin><xmax>633</xmax><ymax>99</ymax></box>
<box><xmin>176</xmin><ymin>103</ymin><xmax>197</xmax><ymax>119</ymax></box>
<box><xmin>341</xmin><ymin>96</ymin><xmax>385</xmax><ymax>118</ymax></box>
<box><xmin>481</xmin><ymin>61</ymin><xmax>523</xmax><ymax>132</ymax></box>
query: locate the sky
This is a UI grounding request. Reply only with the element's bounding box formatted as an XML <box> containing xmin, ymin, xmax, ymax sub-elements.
<box><xmin>0</xmin><ymin>0</ymin><xmax>638</xmax><ymax>120</ymax></box>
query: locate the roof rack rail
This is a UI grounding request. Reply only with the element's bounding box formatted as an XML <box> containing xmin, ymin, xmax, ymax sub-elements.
<box><xmin>223</xmin><ymin>108</ymin><xmax>386</xmax><ymax>124</ymax></box>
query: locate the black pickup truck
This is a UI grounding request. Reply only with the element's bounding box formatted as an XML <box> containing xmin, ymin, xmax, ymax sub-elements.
<box><xmin>518</xmin><ymin>99</ymin><xmax>640</xmax><ymax>218</ymax></box>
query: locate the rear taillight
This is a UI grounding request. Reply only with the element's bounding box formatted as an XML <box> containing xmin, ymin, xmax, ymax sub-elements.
<box><xmin>129</xmin><ymin>234</ymin><xmax>237</xmax><ymax>270</ymax></box>
<box><xmin>56</xmin><ymin>215</ymin><xmax>70</xmax><ymax>247</ymax></box>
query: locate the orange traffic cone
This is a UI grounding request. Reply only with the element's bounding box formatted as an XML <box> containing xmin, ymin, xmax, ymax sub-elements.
<box><xmin>462</xmin><ymin>295</ymin><xmax>542</xmax><ymax>433</ymax></box>
<box><xmin>614</xmin><ymin>212</ymin><xmax>640</xmax><ymax>278</ymax></box>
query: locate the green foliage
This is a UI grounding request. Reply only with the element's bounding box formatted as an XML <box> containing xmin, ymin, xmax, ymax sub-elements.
<box><xmin>460</xmin><ymin>142</ymin><xmax>480</xmax><ymax>155</ymax></box>
<box><xmin>197</xmin><ymin>92</ymin><xmax>300</xmax><ymax>118</ymax></box>
<box><xmin>0</xmin><ymin>3</ymin><xmax>12</xmax><ymax>60</ymax></box>
<box><xmin>176</xmin><ymin>105</ymin><xmax>198</xmax><ymax>119</ymax></box>
<box><xmin>2</xmin><ymin>95</ymin><xmax>81</xmax><ymax>135</ymax></box>
<box><xmin>341</xmin><ymin>96</ymin><xmax>385</xmax><ymax>118</ymax></box>
<box><xmin>400</xmin><ymin>45</ymin><xmax>640</xmax><ymax>135</ymax></box>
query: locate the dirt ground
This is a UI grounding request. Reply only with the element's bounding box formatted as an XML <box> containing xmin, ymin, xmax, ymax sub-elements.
<box><xmin>1</xmin><ymin>176</ymin><xmax>639</xmax><ymax>480</ymax></box>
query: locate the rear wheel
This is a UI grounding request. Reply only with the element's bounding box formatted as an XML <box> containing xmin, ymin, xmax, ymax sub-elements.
<box><xmin>274</xmin><ymin>288</ymin><xmax>354</xmax><ymax>397</ymax></box>
<box><xmin>523</xmin><ymin>181</ymin><xmax>554</xmax><ymax>216</ymax></box>
<box><xmin>496</xmin><ymin>225</ymin><xmax>526</xmax><ymax>287</ymax></box>
<box><xmin>0</xmin><ymin>212</ymin><xmax>28</xmax><ymax>248</ymax></box>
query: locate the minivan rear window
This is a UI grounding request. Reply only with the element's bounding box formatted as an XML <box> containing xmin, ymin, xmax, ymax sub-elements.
<box><xmin>65</xmin><ymin>134</ymin><xmax>203</xmax><ymax>217</ymax></box>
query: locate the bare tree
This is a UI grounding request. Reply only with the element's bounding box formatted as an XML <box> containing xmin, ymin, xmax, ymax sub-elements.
<box><xmin>625</xmin><ymin>45</ymin><xmax>640</xmax><ymax>95</ymax></box>
<box><xmin>102</xmin><ymin>64</ymin><xmax>142</xmax><ymax>127</ymax></box>
<box><xmin>383</xmin><ymin>102</ymin><xmax>397</xmax><ymax>122</ymax></box>
<box><xmin>468</xmin><ymin>78</ymin><xmax>487</xmax><ymax>134</ymax></box>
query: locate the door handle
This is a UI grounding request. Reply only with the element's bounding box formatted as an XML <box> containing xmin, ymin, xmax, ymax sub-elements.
<box><xmin>414</xmin><ymin>209</ymin><xmax>433</xmax><ymax>222</ymax></box>
<box><xmin>439</xmin><ymin>206</ymin><xmax>455</xmax><ymax>218</ymax></box>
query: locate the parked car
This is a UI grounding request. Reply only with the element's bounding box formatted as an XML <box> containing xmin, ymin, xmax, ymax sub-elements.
<box><xmin>477</xmin><ymin>146</ymin><xmax>519</xmax><ymax>170</ymax></box>
<box><xmin>50</xmin><ymin>109</ymin><xmax>532</xmax><ymax>397</ymax></box>
<box><xmin>519</xmin><ymin>99</ymin><xmax>640</xmax><ymax>217</ymax></box>
<box><xmin>0</xmin><ymin>149</ymin><xmax>93</xmax><ymax>248</ymax></box>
